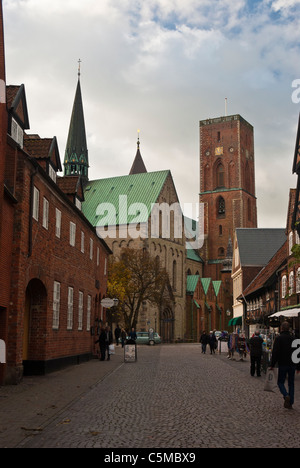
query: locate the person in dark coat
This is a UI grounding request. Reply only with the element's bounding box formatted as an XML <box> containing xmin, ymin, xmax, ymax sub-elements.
<box><xmin>200</xmin><ymin>331</ymin><xmax>209</xmax><ymax>354</ymax></box>
<box><xmin>209</xmin><ymin>331</ymin><xmax>217</xmax><ymax>355</ymax></box>
<box><xmin>249</xmin><ymin>331</ymin><xmax>263</xmax><ymax>377</ymax></box>
<box><xmin>115</xmin><ymin>324</ymin><xmax>121</xmax><ymax>346</ymax></box>
<box><xmin>104</xmin><ymin>326</ymin><xmax>113</xmax><ymax>361</ymax></box>
<box><xmin>95</xmin><ymin>327</ymin><xmax>106</xmax><ymax>361</ymax></box>
<box><xmin>271</xmin><ymin>322</ymin><xmax>300</xmax><ymax>409</ymax></box>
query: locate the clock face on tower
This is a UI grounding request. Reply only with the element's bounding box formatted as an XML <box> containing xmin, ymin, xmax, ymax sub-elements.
<box><xmin>215</xmin><ymin>146</ymin><xmax>223</xmax><ymax>156</ymax></box>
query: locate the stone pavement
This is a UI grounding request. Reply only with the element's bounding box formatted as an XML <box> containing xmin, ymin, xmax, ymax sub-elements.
<box><xmin>1</xmin><ymin>344</ymin><xmax>300</xmax><ymax>449</ymax></box>
<box><xmin>0</xmin><ymin>346</ymin><xmax>124</xmax><ymax>448</ymax></box>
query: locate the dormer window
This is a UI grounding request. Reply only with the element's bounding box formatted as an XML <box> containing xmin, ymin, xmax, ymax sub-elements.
<box><xmin>75</xmin><ymin>197</ymin><xmax>82</xmax><ymax>211</ymax></box>
<box><xmin>11</xmin><ymin>117</ymin><xmax>24</xmax><ymax>148</ymax></box>
<box><xmin>49</xmin><ymin>164</ymin><xmax>57</xmax><ymax>183</ymax></box>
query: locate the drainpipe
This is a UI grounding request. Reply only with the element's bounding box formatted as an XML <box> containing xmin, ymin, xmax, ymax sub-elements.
<box><xmin>28</xmin><ymin>166</ymin><xmax>38</xmax><ymax>258</ymax></box>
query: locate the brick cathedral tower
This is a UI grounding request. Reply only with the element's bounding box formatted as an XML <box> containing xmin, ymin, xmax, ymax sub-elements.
<box><xmin>199</xmin><ymin>114</ymin><xmax>257</xmax><ymax>274</ymax></box>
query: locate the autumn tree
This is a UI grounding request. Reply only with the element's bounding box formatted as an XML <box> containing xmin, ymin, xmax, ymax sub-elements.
<box><xmin>107</xmin><ymin>248</ymin><xmax>170</xmax><ymax>331</ymax></box>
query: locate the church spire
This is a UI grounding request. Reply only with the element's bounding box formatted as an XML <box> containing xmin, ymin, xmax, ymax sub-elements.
<box><xmin>64</xmin><ymin>63</ymin><xmax>89</xmax><ymax>185</ymax></box>
<box><xmin>129</xmin><ymin>131</ymin><xmax>147</xmax><ymax>175</ymax></box>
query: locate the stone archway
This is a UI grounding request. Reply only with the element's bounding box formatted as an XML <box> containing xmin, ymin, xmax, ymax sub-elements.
<box><xmin>23</xmin><ymin>279</ymin><xmax>47</xmax><ymax>374</ymax></box>
<box><xmin>160</xmin><ymin>307</ymin><xmax>175</xmax><ymax>343</ymax></box>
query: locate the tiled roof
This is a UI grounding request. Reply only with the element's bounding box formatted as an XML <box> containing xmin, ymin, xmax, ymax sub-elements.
<box><xmin>82</xmin><ymin>170</ymin><xmax>171</xmax><ymax>227</ymax></box>
<box><xmin>57</xmin><ymin>176</ymin><xmax>82</xmax><ymax>196</ymax></box>
<box><xmin>236</xmin><ymin>228</ymin><xmax>286</xmax><ymax>267</ymax></box>
<box><xmin>24</xmin><ymin>136</ymin><xmax>53</xmax><ymax>159</ymax></box>
<box><xmin>243</xmin><ymin>240</ymin><xmax>287</xmax><ymax>298</ymax></box>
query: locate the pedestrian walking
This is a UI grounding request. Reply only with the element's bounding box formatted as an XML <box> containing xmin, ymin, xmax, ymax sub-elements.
<box><xmin>249</xmin><ymin>330</ymin><xmax>263</xmax><ymax>377</ymax></box>
<box><xmin>209</xmin><ymin>331</ymin><xmax>217</xmax><ymax>355</ymax></box>
<box><xmin>200</xmin><ymin>331</ymin><xmax>209</xmax><ymax>354</ymax></box>
<box><xmin>115</xmin><ymin>324</ymin><xmax>121</xmax><ymax>346</ymax></box>
<box><xmin>121</xmin><ymin>328</ymin><xmax>127</xmax><ymax>348</ymax></box>
<box><xmin>95</xmin><ymin>327</ymin><xmax>106</xmax><ymax>361</ymax></box>
<box><xmin>105</xmin><ymin>326</ymin><xmax>113</xmax><ymax>361</ymax></box>
<box><xmin>270</xmin><ymin>322</ymin><xmax>300</xmax><ymax>409</ymax></box>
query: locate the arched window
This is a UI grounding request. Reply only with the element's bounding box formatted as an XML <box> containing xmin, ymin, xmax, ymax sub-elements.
<box><xmin>217</xmin><ymin>196</ymin><xmax>226</xmax><ymax>218</ymax></box>
<box><xmin>289</xmin><ymin>271</ymin><xmax>294</xmax><ymax>295</ymax></box>
<box><xmin>173</xmin><ymin>260</ymin><xmax>177</xmax><ymax>291</ymax></box>
<box><xmin>217</xmin><ymin>163</ymin><xmax>225</xmax><ymax>188</ymax></box>
<box><xmin>282</xmin><ymin>275</ymin><xmax>287</xmax><ymax>299</ymax></box>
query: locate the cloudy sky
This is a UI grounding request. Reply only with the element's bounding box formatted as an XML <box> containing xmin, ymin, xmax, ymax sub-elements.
<box><xmin>3</xmin><ymin>0</ymin><xmax>300</xmax><ymax>227</ymax></box>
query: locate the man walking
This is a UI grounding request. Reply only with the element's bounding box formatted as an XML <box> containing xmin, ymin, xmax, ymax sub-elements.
<box><xmin>270</xmin><ymin>322</ymin><xmax>300</xmax><ymax>409</ymax></box>
<box><xmin>249</xmin><ymin>331</ymin><xmax>263</xmax><ymax>377</ymax></box>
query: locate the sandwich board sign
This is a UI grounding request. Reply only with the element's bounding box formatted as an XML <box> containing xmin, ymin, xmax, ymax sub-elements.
<box><xmin>0</xmin><ymin>340</ymin><xmax>6</xmax><ymax>364</ymax></box>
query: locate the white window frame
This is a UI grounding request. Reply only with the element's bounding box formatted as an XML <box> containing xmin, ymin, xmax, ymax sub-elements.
<box><xmin>67</xmin><ymin>287</ymin><xmax>74</xmax><ymax>330</ymax></box>
<box><xmin>87</xmin><ymin>295</ymin><xmax>92</xmax><ymax>331</ymax></box>
<box><xmin>11</xmin><ymin>117</ymin><xmax>24</xmax><ymax>148</ymax></box>
<box><xmin>42</xmin><ymin>197</ymin><xmax>49</xmax><ymax>230</ymax></box>
<box><xmin>53</xmin><ymin>281</ymin><xmax>61</xmax><ymax>330</ymax></box>
<box><xmin>56</xmin><ymin>209</ymin><xmax>61</xmax><ymax>238</ymax></box>
<box><xmin>33</xmin><ymin>186</ymin><xmax>40</xmax><ymax>221</ymax></box>
<box><xmin>81</xmin><ymin>231</ymin><xmax>85</xmax><ymax>253</ymax></box>
<box><xmin>78</xmin><ymin>291</ymin><xmax>83</xmax><ymax>331</ymax></box>
<box><xmin>97</xmin><ymin>247</ymin><xmax>100</xmax><ymax>266</ymax></box>
<box><xmin>282</xmin><ymin>275</ymin><xmax>287</xmax><ymax>299</ymax></box>
<box><xmin>70</xmin><ymin>222</ymin><xmax>76</xmax><ymax>247</ymax></box>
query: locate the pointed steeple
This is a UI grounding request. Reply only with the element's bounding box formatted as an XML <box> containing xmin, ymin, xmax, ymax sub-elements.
<box><xmin>64</xmin><ymin>65</ymin><xmax>89</xmax><ymax>185</ymax></box>
<box><xmin>129</xmin><ymin>132</ymin><xmax>147</xmax><ymax>175</ymax></box>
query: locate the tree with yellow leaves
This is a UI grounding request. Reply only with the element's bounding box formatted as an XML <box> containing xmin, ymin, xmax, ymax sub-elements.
<box><xmin>107</xmin><ymin>248</ymin><xmax>170</xmax><ymax>331</ymax></box>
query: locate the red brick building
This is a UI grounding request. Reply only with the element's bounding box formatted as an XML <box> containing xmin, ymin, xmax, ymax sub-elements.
<box><xmin>0</xmin><ymin>2</ymin><xmax>111</xmax><ymax>384</ymax></box>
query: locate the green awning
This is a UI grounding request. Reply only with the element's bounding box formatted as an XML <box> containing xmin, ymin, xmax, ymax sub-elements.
<box><xmin>228</xmin><ymin>316</ymin><xmax>243</xmax><ymax>326</ymax></box>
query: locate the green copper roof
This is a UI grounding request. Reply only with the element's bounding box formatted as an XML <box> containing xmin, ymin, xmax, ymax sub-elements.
<box><xmin>186</xmin><ymin>244</ymin><xmax>204</xmax><ymax>263</ymax></box>
<box><xmin>201</xmin><ymin>278</ymin><xmax>211</xmax><ymax>295</ymax></box>
<box><xmin>187</xmin><ymin>275</ymin><xmax>200</xmax><ymax>295</ymax></box>
<box><xmin>212</xmin><ymin>280</ymin><xmax>222</xmax><ymax>297</ymax></box>
<box><xmin>82</xmin><ymin>170</ymin><xmax>170</xmax><ymax>227</ymax></box>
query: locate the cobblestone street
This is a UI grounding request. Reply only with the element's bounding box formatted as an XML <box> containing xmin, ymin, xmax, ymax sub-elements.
<box><xmin>1</xmin><ymin>344</ymin><xmax>300</xmax><ymax>449</ymax></box>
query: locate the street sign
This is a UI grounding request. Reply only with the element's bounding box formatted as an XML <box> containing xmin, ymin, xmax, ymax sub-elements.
<box><xmin>101</xmin><ymin>298</ymin><xmax>115</xmax><ymax>308</ymax></box>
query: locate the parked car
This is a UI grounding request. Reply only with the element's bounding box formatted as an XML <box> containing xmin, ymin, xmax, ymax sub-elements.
<box><xmin>135</xmin><ymin>331</ymin><xmax>161</xmax><ymax>345</ymax></box>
